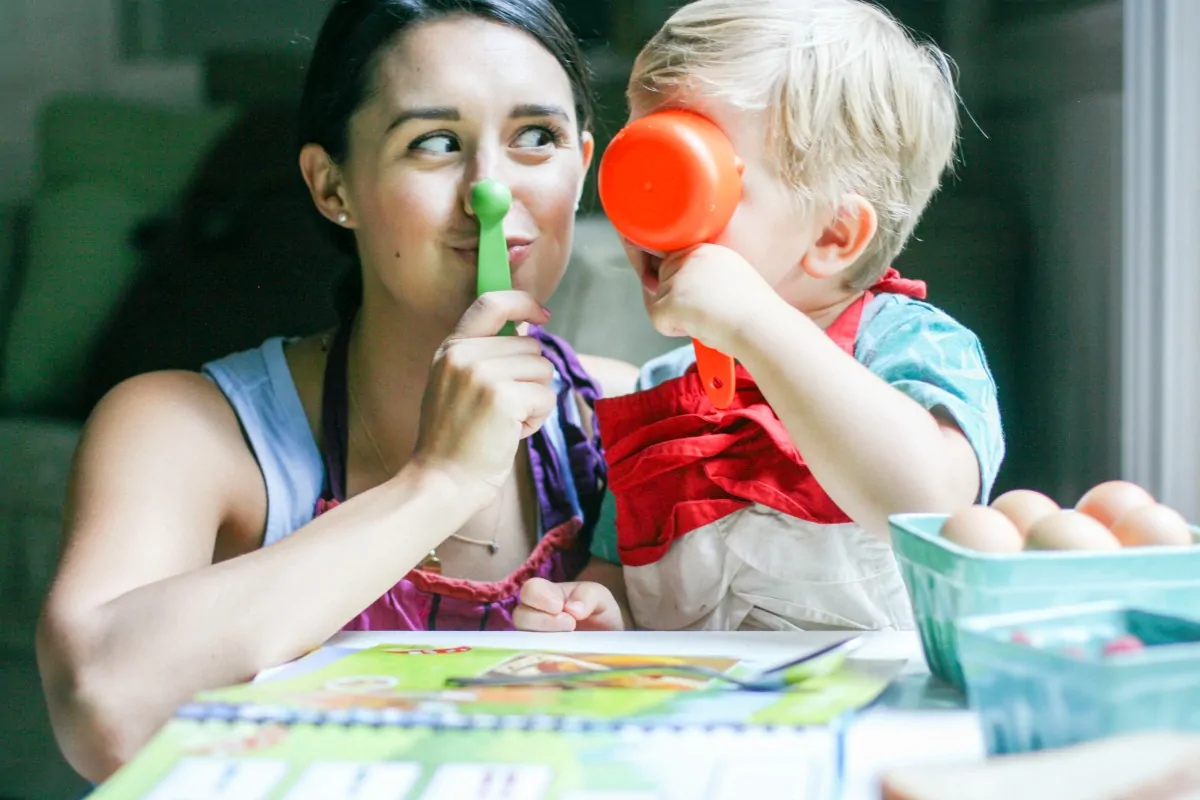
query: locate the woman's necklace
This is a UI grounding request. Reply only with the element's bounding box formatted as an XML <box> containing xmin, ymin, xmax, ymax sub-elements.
<box><xmin>346</xmin><ymin>372</ymin><xmax>503</xmax><ymax>575</ymax></box>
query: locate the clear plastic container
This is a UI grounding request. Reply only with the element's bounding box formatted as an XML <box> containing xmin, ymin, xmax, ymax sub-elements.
<box><xmin>955</xmin><ymin>603</ymin><xmax>1200</xmax><ymax>754</ymax></box>
<box><xmin>889</xmin><ymin>512</ymin><xmax>1200</xmax><ymax>689</ymax></box>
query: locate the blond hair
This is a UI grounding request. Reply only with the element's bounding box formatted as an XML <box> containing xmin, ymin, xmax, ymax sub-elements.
<box><xmin>632</xmin><ymin>0</ymin><xmax>958</xmax><ymax>288</ymax></box>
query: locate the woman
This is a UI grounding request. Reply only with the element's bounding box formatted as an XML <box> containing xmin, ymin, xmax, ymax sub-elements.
<box><xmin>37</xmin><ymin>0</ymin><xmax>635</xmax><ymax>782</ymax></box>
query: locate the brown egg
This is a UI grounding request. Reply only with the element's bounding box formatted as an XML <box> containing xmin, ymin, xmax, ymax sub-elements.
<box><xmin>1076</xmin><ymin>480</ymin><xmax>1155</xmax><ymax>529</ymax></box>
<box><xmin>1026</xmin><ymin>510</ymin><xmax>1122</xmax><ymax>551</ymax></box>
<box><xmin>939</xmin><ymin>506</ymin><xmax>1024</xmax><ymax>553</ymax></box>
<box><xmin>1110</xmin><ymin>504</ymin><xmax>1193</xmax><ymax>547</ymax></box>
<box><xmin>990</xmin><ymin>489</ymin><xmax>1061</xmax><ymax>539</ymax></box>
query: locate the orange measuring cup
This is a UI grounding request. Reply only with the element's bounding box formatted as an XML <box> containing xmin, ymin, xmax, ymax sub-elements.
<box><xmin>598</xmin><ymin>109</ymin><xmax>743</xmax><ymax>408</ymax></box>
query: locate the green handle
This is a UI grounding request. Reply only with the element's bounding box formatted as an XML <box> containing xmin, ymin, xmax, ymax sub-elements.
<box><xmin>471</xmin><ymin>179</ymin><xmax>516</xmax><ymax>336</ymax></box>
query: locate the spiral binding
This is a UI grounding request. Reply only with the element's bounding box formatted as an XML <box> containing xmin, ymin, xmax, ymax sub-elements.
<box><xmin>175</xmin><ymin>701</ymin><xmax>792</xmax><ymax>736</ymax></box>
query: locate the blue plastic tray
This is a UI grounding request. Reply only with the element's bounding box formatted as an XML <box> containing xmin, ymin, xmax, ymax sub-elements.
<box><xmin>889</xmin><ymin>512</ymin><xmax>1200</xmax><ymax>690</ymax></box>
<box><xmin>956</xmin><ymin>603</ymin><xmax>1200</xmax><ymax>754</ymax></box>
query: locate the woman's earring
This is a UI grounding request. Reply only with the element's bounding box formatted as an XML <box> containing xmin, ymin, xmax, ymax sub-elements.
<box><xmin>337</xmin><ymin>212</ymin><xmax>349</xmax><ymax>225</ymax></box>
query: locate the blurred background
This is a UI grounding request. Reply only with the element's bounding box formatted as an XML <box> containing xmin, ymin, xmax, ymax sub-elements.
<box><xmin>0</xmin><ymin>0</ymin><xmax>1193</xmax><ymax>796</ymax></box>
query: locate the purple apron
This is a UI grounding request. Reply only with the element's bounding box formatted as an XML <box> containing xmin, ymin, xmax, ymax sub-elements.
<box><xmin>314</xmin><ymin>320</ymin><xmax>606</xmax><ymax>630</ymax></box>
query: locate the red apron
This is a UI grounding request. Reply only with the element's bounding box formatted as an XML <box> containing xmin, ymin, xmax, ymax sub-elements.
<box><xmin>594</xmin><ymin>269</ymin><xmax>926</xmax><ymax>568</ymax></box>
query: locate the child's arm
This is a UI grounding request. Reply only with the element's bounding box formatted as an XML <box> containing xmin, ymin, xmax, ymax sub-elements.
<box><xmin>578</xmin><ymin>354</ymin><xmax>640</xmax><ymax>398</ymax></box>
<box><xmin>734</xmin><ymin>300</ymin><xmax>981</xmax><ymax>538</ymax></box>
<box><xmin>515</xmin><ymin>558</ymin><xmax>631</xmax><ymax>631</ymax></box>
<box><xmin>650</xmin><ymin>244</ymin><xmax>987</xmax><ymax>540</ymax></box>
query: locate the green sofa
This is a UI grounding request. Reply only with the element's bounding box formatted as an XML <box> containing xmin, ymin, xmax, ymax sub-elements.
<box><xmin>0</xmin><ymin>95</ymin><xmax>238</xmax><ymax>800</ymax></box>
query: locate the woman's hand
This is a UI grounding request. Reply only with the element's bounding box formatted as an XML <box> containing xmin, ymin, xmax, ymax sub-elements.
<box><xmin>410</xmin><ymin>290</ymin><xmax>557</xmax><ymax>497</ymax></box>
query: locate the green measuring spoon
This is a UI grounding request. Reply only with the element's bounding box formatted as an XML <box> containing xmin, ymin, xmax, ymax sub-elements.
<box><xmin>471</xmin><ymin>178</ymin><xmax>516</xmax><ymax>336</ymax></box>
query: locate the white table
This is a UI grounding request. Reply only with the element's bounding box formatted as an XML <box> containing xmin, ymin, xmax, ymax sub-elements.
<box><xmin>261</xmin><ymin>630</ymin><xmax>983</xmax><ymax>799</ymax></box>
<box><xmin>327</xmin><ymin>629</ymin><xmax>924</xmax><ymax>666</ymax></box>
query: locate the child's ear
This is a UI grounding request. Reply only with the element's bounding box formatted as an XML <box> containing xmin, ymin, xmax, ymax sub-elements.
<box><xmin>801</xmin><ymin>195</ymin><xmax>878</xmax><ymax>279</ymax></box>
<box><xmin>580</xmin><ymin>130</ymin><xmax>596</xmax><ymax>173</ymax></box>
<box><xmin>577</xmin><ymin>131</ymin><xmax>596</xmax><ymax>210</ymax></box>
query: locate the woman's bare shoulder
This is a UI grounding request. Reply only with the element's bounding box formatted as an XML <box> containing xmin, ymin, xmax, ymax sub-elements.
<box><xmin>84</xmin><ymin>371</ymin><xmax>266</xmax><ymax>520</ymax></box>
<box><xmin>47</xmin><ymin>370</ymin><xmax>266</xmax><ymax>612</ymax></box>
<box><xmin>86</xmin><ymin>370</ymin><xmax>252</xmax><ymax>450</ymax></box>
<box><xmin>79</xmin><ymin>370</ymin><xmax>266</xmax><ymax>512</ymax></box>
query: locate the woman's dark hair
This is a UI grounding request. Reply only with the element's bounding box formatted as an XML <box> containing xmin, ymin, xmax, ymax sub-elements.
<box><xmin>298</xmin><ymin>0</ymin><xmax>596</xmax><ymax>323</ymax></box>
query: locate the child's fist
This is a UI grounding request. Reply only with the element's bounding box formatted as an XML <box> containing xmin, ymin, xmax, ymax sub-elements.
<box><xmin>649</xmin><ymin>243</ymin><xmax>778</xmax><ymax>350</ymax></box>
<box><xmin>514</xmin><ymin>578</ymin><xmax>626</xmax><ymax>631</ymax></box>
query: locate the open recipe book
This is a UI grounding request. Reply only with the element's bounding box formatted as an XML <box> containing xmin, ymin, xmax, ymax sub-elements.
<box><xmin>92</xmin><ymin>641</ymin><xmax>906</xmax><ymax>800</ymax></box>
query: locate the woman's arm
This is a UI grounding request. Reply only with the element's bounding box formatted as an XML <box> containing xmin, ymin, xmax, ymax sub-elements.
<box><xmin>39</xmin><ymin>291</ymin><xmax>555</xmax><ymax>782</ymax></box>
<box><xmin>37</xmin><ymin>372</ymin><xmax>481</xmax><ymax>781</ymax></box>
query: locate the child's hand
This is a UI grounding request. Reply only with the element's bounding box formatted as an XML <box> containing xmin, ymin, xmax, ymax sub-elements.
<box><xmin>649</xmin><ymin>244</ymin><xmax>781</xmax><ymax>351</ymax></box>
<box><xmin>514</xmin><ymin>578</ymin><xmax>626</xmax><ymax>631</ymax></box>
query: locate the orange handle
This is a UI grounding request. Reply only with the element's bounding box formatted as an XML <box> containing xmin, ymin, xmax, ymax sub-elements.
<box><xmin>598</xmin><ymin>110</ymin><xmax>743</xmax><ymax>408</ymax></box>
<box><xmin>693</xmin><ymin>339</ymin><xmax>736</xmax><ymax>409</ymax></box>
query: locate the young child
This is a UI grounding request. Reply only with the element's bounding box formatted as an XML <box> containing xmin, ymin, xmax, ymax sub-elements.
<box><xmin>515</xmin><ymin>0</ymin><xmax>1004</xmax><ymax>632</ymax></box>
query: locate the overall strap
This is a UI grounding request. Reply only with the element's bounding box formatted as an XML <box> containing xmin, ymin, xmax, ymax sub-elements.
<box><xmin>319</xmin><ymin>320</ymin><xmax>353</xmax><ymax>503</ymax></box>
